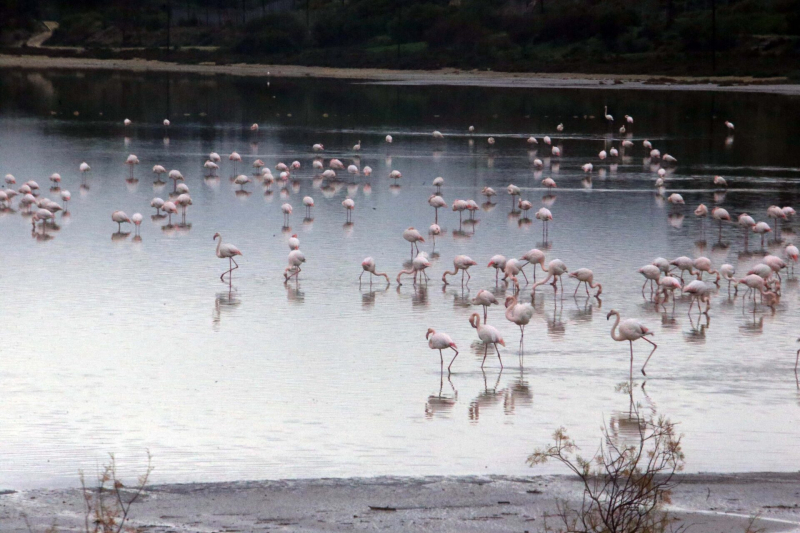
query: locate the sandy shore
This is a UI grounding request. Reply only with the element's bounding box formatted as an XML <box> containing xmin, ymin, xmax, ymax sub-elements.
<box><xmin>1</xmin><ymin>54</ymin><xmax>799</xmax><ymax>95</ymax></box>
<box><xmin>2</xmin><ymin>473</ymin><xmax>799</xmax><ymax>532</ymax></box>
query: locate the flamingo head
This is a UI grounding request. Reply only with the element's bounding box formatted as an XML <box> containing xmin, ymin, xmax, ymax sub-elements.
<box><xmin>606</xmin><ymin>309</ymin><xmax>618</xmax><ymax>320</ymax></box>
<box><xmin>213</xmin><ymin>232</ymin><xmax>220</xmax><ymax>240</ymax></box>
<box><xmin>487</xmin><ymin>260</ymin><xmax>496</xmax><ymax>267</ymax></box>
<box><xmin>498</xmin><ymin>339</ymin><xmax>506</xmax><ymax>347</ymax></box>
<box><xmin>504</xmin><ymin>295</ymin><xmax>516</xmax><ymax>308</ymax></box>
<box><xmin>469</xmin><ymin>313</ymin><xmax>480</xmax><ymax>328</ymax></box>
<box><xmin>426</xmin><ymin>328</ymin><xmax>435</xmax><ymax>340</ymax></box>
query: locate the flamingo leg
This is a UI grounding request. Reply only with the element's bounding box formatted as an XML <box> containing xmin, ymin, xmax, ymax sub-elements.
<box><xmin>629</xmin><ymin>341</ymin><xmax>634</xmax><ymax>382</ymax></box>
<box><xmin>642</xmin><ymin>279</ymin><xmax>648</xmax><ymax>297</ymax></box>
<box><xmin>483</xmin><ymin>306</ymin><xmax>487</xmax><ymax>323</ymax></box>
<box><xmin>481</xmin><ymin>344</ymin><xmax>488</xmax><ymax>368</ymax></box>
<box><xmin>495</xmin><ymin>343</ymin><xmax>503</xmax><ymax>369</ymax></box>
<box><xmin>641</xmin><ymin>337</ymin><xmax>658</xmax><ymax>376</ymax></box>
<box><xmin>448</xmin><ymin>348</ymin><xmax>459</xmax><ymax>374</ymax></box>
<box><xmin>439</xmin><ymin>349</ymin><xmax>443</xmax><ymax>366</ymax></box>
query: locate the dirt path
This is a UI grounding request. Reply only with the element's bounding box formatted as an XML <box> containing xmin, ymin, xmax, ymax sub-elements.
<box><xmin>25</xmin><ymin>21</ymin><xmax>59</xmax><ymax>48</ymax></box>
<box><xmin>2</xmin><ymin>474</ymin><xmax>799</xmax><ymax>532</ymax></box>
<box><xmin>0</xmin><ymin>54</ymin><xmax>798</xmax><ymax>95</ymax></box>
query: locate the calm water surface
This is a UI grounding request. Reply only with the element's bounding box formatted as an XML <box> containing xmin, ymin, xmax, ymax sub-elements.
<box><xmin>1</xmin><ymin>70</ymin><xmax>800</xmax><ymax>489</ymax></box>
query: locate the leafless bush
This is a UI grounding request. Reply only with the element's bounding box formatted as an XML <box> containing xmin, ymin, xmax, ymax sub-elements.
<box><xmin>79</xmin><ymin>451</ymin><xmax>153</xmax><ymax>533</ymax></box>
<box><xmin>23</xmin><ymin>451</ymin><xmax>153</xmax><ymax>533</ymax></box>
<box><xmin>528</xmin><ymin>405</ymin><xmax>685</xmax><ymax>533</ymax></box>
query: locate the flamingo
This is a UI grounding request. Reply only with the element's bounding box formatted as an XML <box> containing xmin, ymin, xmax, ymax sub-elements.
<box><xmin>487</xmin><ymin>137</ymin><xmax>495</xmax><ymax>146</ymax></box>
<box><xmin>507</xmin><ymin>184</ymin><xmax>521</xmax><ymax>208</ymax></box>
<box><xmin>599</xmin><ymin>150</ymin><xmax>608</xmax><ymax>160</ymax></box>
<box><xmin>609</xmin><ymin>148</ymin><xmax>618</xmax><ymax>157</ymax></box>
<box><xmin>363</xmin><ymin>166</ymin><xmax>373</xmax><ymax>177</ymax></box>
<box><xmin>625</xmin><ymin>115</ymin><xmax>634</xmax><ymax>124</ymax></box>
<box><xmin>693</xmin><ymin>257</ymin><xmax>720</xmax><ymax>283</ymax></box>
<box><xmin>426</xmin><ymin>328</ymin><xmax>459</xmax><ymax>374</ymax></box>
<box><xmin>125</xmin><ymin>154</ymin><xmax>139</xmax><ymax>179</ymax></box>
<box><xmin>753</xmin><ymin>221</ymin><xmax>772</xmax><ymax>247</ymax></box>
<box><xmin>342</xmin><ymin>198</ymin><xmax>355</xmax><ymax>222</ymax></box>
<box><xmin>768</xmin><ymin>205</ymin><xmax>787</xmax><ymax>237</ymax></box>
<box><xmin>504</xmin><ymin>295</ymin><xmax>534</xmax><ymax>343</ymax></box>
<box><xmin>670</xmin><ymin>256</ymin><xmax>698</xmax><ymax>283</ymax></box>
<box><xmin>639</xmin><ymin>264</ymin><xmax>662</xmax><ymax>296</ymax></box>
<box><xmin>487</xmin><ymin>255</ymin><xmax>508</xmax><ymax>284</ymax></box>
<box><xmin>714</xmin><ymin>176</ymin><xmax>727</xmax><ymax>188</ymax></box>
<box><xmin>737</xmin><ymin>274</ymin><xmax>779</xmax><ymax>308</ymax></box>
<box><xmin>60</xmin><ymin>190</ymin><xmax>71</xmax><ymax>210</ymax></box>
<box><xmin>527</xmin><ymin>136</ymin><xmax>538</xmax><ymax>145</ymax></box>
<box><xmin>429</xmin><ymin>194</ymin><xmax>447</xmax><ymax>223</ymax></box>
<box><xmin>764</xmin><ymin>255</ymin><xmax>787</xmax><ymax>281</ymax></box>
<box><xmin>32</xmin><ymin>208</ymin><xmax>53</xmax><ymax>233</ymax></box>
<box><xmin>288</xmin><ymin>234</ymin><xmax>300</xmax><ymax>251</ymax></box>
<box><xmin>530</xmin><ymin>259</ymin><xmax>568</xmax><ymax>295</ymax></box>
<box><xmin>518</xmin><ymin>199</ymin><xmax>532</xmax><ymax>217</ymax></box>
<box><xmin>389</xmin><ymin>170</ymin><xmax>402</xmax><ymax>181</ymax></box>
<box><xmin>738</xmin><ymin>213</ymin><xmax>756</xmax><ymax>246</ymax></box>
<box><xmin>111</xmin><ymin>210</ymin><xmax>131</xmax><ymax>232</ymax></box>
<box><xmin>284</xmin><ymin>249</ymin><xmax>306</xmax><ymax>281</ymax></box>
<box><xmin>151</xmin><ymin>197</ymin><xmax>165</xmax><ymax>215</ymax></box>
<box><xmin>353</xmin><ymin>140</ymin><xmax>361</xmax><ymax>151</ymax></box>
<box><xmin>209</xmin><ymin>152</ymin><xmax>221</xmax><ymax>163</ymax></box>
<box><xmin>643</xmin><ymin>140</ymin><xmax>652</xmax><ymax>150</ymax></box>
<box><xmin>656</xmin><ymin>276</ymin><xmax>682</xmax><ymax>311</ymax></box>
<box><xmin>472</xmin><ymin>289</ymin><xmax>499</xmax><ymax>322</ymax></box>
<box><xmin>281</xmin><ymin>203</ymin><xmax>293</xmax><ymax>225</ymax></box>
<box><xmin>49</xmin><ymin>173</ymin><xmax>61</xmax><ymax>187</ymax></box>
<box><xmin>153</xmin><ymin>164</ymin><xmax>167</xmax><ymax>180</ymax></box>
<box><xmin>725</xmin><ymin>121</ymin><xmax>735</xmax><ymax>131</ymax></box>
<box><xmin>301</xmin><ymin>196</ymin><xmax>314</xmax><ymax>218</ymax></box>
<box><xmin>433</xmin><ymin>177</ymin><xmax>444</xmax><ymax>193</ymax></box>
<box><xmin>543</xmin><ymin>136</ymin><xmax>551</xmax><ymax>145</ymax></box>
<box><xmin>607</xmin><ymin>309</ymin><xmax>658</xmax><ymax>380</ymax></box>
<box><xmin>347</xmin><ymin>164</ymin><xmax>359</xmax><ymax>175</ymax></box>
<box><xmin>712</xmin><ymin>207</ymin><xmax>731</xmax><ymax>240</ymax></box>
<box><xmin>251</xmin><ymin>123</ymin><xmax>259</xmax><ymax>132</ymax></box>
<box><xmin>214</xmin><ymin>233</ymin><xmax>242</xmax><ymax>283</ymax></box>
<box><xmin>535</xmin><ymin>208</ymin><xmax>553</xmax><ymax>241</ymax></box>
<box><xmin>403</xmin><ymin>227</ymin><xmax>425</xmax><ymax>258</ymax></box>
<box><xmin>683</xmin><ymin>280</ymin><xmax>712</xmax><ymax>315</ymax></box>
<box><xmin>785</xmin><ymin>244</ymin><xmax>798</xmax><ymax>273</ymax></box>
<box><xmin>168</xmin><ymin>170</ymin><xmax>184</xmax><ymax>192</ymax></box>
<box><xmin>397</xmin><ymin>252</ymin><xmax>431</xmax><ymax>285</ymax></box>
<box><xmin>533</xmin><ymin>158</ymin><xmax>544</xmax><ymax>169</ymax></box>
<box><xmin>429</xmin><ymin>223</ymin><xmax>441</xmax><ymax>248</ymax></box>
<box><xmin>132</xmin><ymin>213</ymin><xmax>143</xmax><ymax>236</ymax></box>
<box><xmin>385</xmin><ymin>135</ymin><xmax>393</xmax><ymax>144</ymax></box>
<box><xmin>502</xmin><ymin>259</ymin><xmax>526</xmax><ymax>291</ymax></box>
<box><xmin>312</xmin><ymin>143</ymin><xmax>324</xmax><ymax>151</ymax></box>
<box><xmin>519</xmin><ymin>249</ymin><xmax>546</xmax><ymax>282</ymax></box>
<box><xmin>604</xmin><ymin>106</ymin><xmax>613</xmax><ymax>122</ymax></box>
<box><xmin>163</xmin><ymin>201</ymin><xmax>178</xmax><ymax>225</ymax></box>
<box><xmin>79</xmin><ymin>162</ymin><xmax>91</xmax><ymax>176</ymax></box>
<box><xmin>442</xmin><ymin>255</ymin><xmax>477</xmax><ymax>285</ymax></box>
<box><xmin>360</xmin><ymin>257</ymin><xmax>390</xmax><ymax>286</ymax></box>
<box><xmin>123</xmin><ymin>118</ymin><xmax>132</xmax><ymax>126</ymax></box>
<box><xmin>234</xmin><ymin>174</ymin><xmax>251</xmax><ymax>191</ymax></box>
<box><xmin>470</xmin><ymin>313</ymin><xmax>505</xmax><ymax>369</ymax></box>
<box><xmin>229</xmin><ymin>152</ymin><xmax>242</xmax><ymax>174</ymax></box>
<box><xmin>482</xmin><ymin>187</ymin><xmax>496</xmax><ymax>201</ymax></box>
<box><xmin>582</xmin><ymin>163</ymin><xmax>593</xmax><ymax>173</ymax></box>
<box><xmin>569</xmin><ymin>268</ymin><xmax>602</xmax><ymax>296</ymax></box>
<box><xmin>668</xmin><ymin>193</ymin><xmax>684</xmax><ymax>205</ymax></box>
<box><xmin>720</xmin><ymin>264</ymin><xmax>737</xmax><ymax>294</ymax></box>
<box><xmin>4</xmin><ymin>174</ymin><xmax>16</xmax><ymax>184</ymax></box>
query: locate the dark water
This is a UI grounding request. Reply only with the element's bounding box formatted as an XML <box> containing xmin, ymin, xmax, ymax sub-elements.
<box><xmin>1</xmin><ymin>69</ymin><xmax>800</xmax><ymax>489</ymax></box>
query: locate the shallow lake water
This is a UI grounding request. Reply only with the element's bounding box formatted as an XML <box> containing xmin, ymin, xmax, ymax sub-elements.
<box><xmin>1</xmin><ymin>70</ymin><xmax>800</xmax><ymax>489</ymax></box>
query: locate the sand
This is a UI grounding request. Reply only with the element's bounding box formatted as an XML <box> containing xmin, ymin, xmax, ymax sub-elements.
<box><xmin>2</xmin><ymin>473</ymin><xmax>800</xmax><ymax>532</ymax></box>
<box><xmin>1</xmin><ymin>54</ymin><xmax>799</xmax><ymax>95</ymax></box>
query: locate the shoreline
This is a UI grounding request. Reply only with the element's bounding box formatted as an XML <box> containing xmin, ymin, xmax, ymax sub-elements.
<box><xmin>2</xmin><ymin>473</ymin><xmax>800</xmax><ymax>532</ymax></box>
<box><xmin>2</xmin><ymin>54</ymin><xmax>800</xmax><ymax>95</ymax></box>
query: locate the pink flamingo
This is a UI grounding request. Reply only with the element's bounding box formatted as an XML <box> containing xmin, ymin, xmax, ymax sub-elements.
<box><xmin>470</xmin><ymin>313</ymin><xmax>505</xmax><ymax>369</ymax></box>
<box><xmin>487</xmin><ymin>255</ymin><xmax>508</xmax><ymax>284</ymax></box>
<box><xmin>214</xmin><ymin>233</ymin><xmax>243</xmax><ymax>283</ymax></box>
<box><xmin>397</xmin><ymin>253</ymin><xmax>431</xmax><ymax>286</ymax></box>
<box><xmin>569</xmin><ymin>268</ymin><xmax>602</xmax><ymax>297</ymax></box>
<box><xmin>472</xmin><ymin>289</ymin><xmax>498</xmax><ymax>322</ymax></box>
<box><xmin>607</xmin><ymin>309</ymin><xmax>658</xmax><ymax>380</ymax></box>
<box><xmin>360</xmin><ymin>257</ymin><xmax>390</xmax><ymax>286</ymax></box>
<box><xmin>402</xmin><ymin>227</ymin><xmax>425</xmax><ymax>259</ymax></box>
<box><xmin>342</xmin><ymin>198</ymin><xmax>355</xmax><ymax>222</ymax></box>
<box><xmin>426</xmin><ymin>328</ymin><xmax>459</xmax><ymax>374</ymax></box>
<box><xmin>442</xmin><ymin>255</ymin><xmax>477</xmax><ymax>285</ymax></box>
<box><xmin>428</xmin><ymin>194</ymin><xmax>447</xmax><ymax>223</ymax></box>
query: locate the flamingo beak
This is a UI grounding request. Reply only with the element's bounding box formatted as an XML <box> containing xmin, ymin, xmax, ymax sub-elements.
<box><xmin>606</xmin><ymin>311</ymin><xmax>613</xmax><ymax>320</ymax></box>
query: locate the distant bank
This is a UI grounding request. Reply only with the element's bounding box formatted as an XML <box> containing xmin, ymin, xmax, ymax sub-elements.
<box><xmin>1</xmin><ymin>52</ymin><xmax>798</xmax><ymax>96</ymax></box>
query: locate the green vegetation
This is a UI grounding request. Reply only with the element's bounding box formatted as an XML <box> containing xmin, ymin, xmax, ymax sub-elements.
<box><xmin>1</xmin><ymin>0</ymin><xmax>799</xmax><ymax>76</ymax></box>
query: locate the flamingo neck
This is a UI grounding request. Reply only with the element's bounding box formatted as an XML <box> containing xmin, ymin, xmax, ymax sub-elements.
<box><xmin>610</xmin><ymin>313</ymin><xmax>624</xmax><ymax>341</ymax></box>
<box><xmin>215</xmin><ymin>235</ymin><xmax>222</xmax><ymax>257</ymax></box>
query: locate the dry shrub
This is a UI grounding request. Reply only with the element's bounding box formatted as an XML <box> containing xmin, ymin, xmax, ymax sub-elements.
<box><xmin>528</xmin><ymin>405</ymin><xmax>685</xmax><ymax>533</ymax></box>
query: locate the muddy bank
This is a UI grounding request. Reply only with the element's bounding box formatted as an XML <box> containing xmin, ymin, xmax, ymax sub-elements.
<box><xmin>0</xmin><ymin>54</ymin><xmax>798</xmax><ymax>95</ymax></box>
<box><xmin>2</xmin><ymin>473</ymin><xmax>799</xmax><ymax>532</ymax></box>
